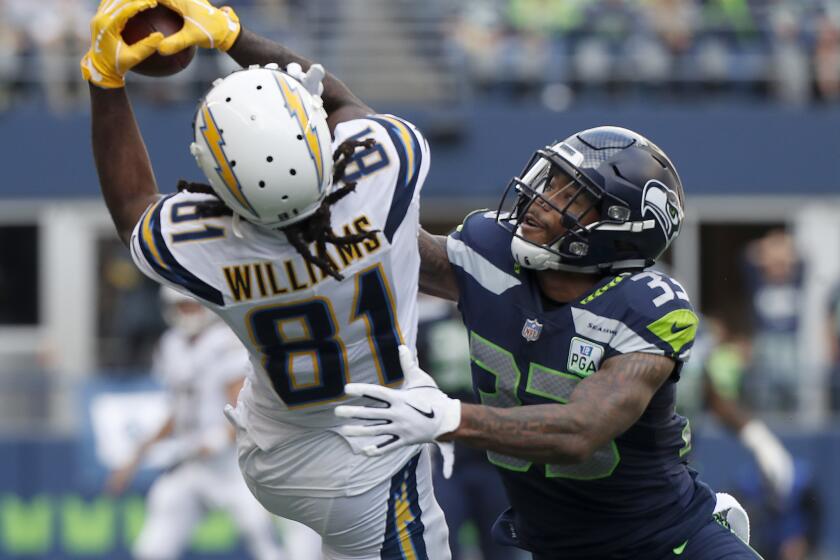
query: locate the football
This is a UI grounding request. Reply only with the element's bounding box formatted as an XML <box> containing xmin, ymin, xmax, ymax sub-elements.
<box><xmin>121</xmin><ymin>5</ymin><xmax>196</xmax><ymax>77</ymax></box>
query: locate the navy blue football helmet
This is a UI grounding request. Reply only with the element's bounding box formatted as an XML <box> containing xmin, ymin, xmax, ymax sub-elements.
<box><xmin>496</xmin><ymin>126</ymin><xmax>685</xmax><ymax>273</ymax></box>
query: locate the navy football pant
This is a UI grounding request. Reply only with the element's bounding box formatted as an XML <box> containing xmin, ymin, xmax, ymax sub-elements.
<box><xmin>529</xmin><ymin>516</ymin><xmax>763</xmax><ymax>560</ymax></box>
<box><xmin>433</xmin><ymin>458</ymin><xmax>517</xmax><ymax>560</ymax></box>
<box><xmin>671</xmin><ymin>516</ymin><xmax>763</xmax><ymax>559</ymax></box>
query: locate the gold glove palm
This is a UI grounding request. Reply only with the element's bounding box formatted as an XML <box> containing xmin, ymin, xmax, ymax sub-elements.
<box><xmin>155</xmin><ymin>0</ymin><xmax>241</xmax><ymax>54</ymax></box>
<box><xmin>81</xmin><ymin>0</ymin><xmax>165</xmax><ymax>89</ymax></box>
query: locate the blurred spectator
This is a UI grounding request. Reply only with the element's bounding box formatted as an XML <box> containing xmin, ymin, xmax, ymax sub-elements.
<box><xmin>5</xmin><ymin>0</ymin><xmax>94</xmax><ymax>112</ymax></box>
<box><xmin>4</xmin><ymin>0</ymin><xmax>840</xmax><ymax>110</ymax></box>
<box><xmin>0</xmin><ymin>0</ymin><xmax>25</xmax><ymax>110</ymax></box>
<box><xmin>769</xmin><ymin>3</ymin><xmax>812</xmax><ymax>105</ymax></box>
<box><xmin>734</xmin><ymin>460</ymin><xmax>823</xmax><ymax>560</ymax></box>
<box><xmin>813</xmin><ymin>6</ymin><xmax>840</xmax><ymax>102</ymax></box>
<box><xmin>742</xmin><ymin>229</ymin><xmax>804</xmax><ymax>411</ymax></box>
<box><xmin>678</xmin><ymin>315</ymin><xmax>794</xmax><ymax>502</ymax></box>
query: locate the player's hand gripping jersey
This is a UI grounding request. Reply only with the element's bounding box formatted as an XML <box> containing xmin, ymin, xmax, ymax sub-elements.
<box><xmin>131</xmin><ymin>115</ymin><xmax>430</xmax><ymax>496</ymax></box>
<box><xmin>447</xmin><ymin>211</ymin><xmax>716</xmax><ymax>559</ymax></box>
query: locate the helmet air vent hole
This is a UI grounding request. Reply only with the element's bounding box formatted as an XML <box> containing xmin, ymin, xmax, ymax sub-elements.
<box><xmin>651</xmin><ymin>154</ymin><xmax>668</xmax><ymax>169</ymax></box>
<box><xmin>611</xmin><ymin>164</ymin><xmax>629</xmax><ymax>182</ymax></box>
<box><xmin>266</xmin><ymin>156</ymin><xmax>273</xmax><ymax>162</ymax></box>
<box><xmin>230</xmin><ymin>160</ymin><xmax>236</xmax><ymax>167</ymax></box>
<box><xmin>281</xmin><ymin>195</ymin><xmax>289</xmax><ymax>201</ymax></box>
<box><xmin>259</xmin><ymin>181</ymin><xmax>266</xmax><ymax>188</ymax></box>
<box><xmin>293</xmin><ymin>209</ymin><xmax>299</xmax><ymax>215</ymax></box>
<box><xmin>225</xmin><ymin>97</ymin><xmax>231</xmax><ymax>102</ymax></box>
<box><xmin>256</xmin><ymin>85</ymin><xmax>263</xmax><ymax>90</ymax></box>
<box><xmin>296</xmin><ymin>134</ymin><xmax>303</xmax><ymax>140</ymax></box>
<box><xmin>289</xmin><ymin>169</ymin><xmax>297</xmax><ymax>176</ymax></box>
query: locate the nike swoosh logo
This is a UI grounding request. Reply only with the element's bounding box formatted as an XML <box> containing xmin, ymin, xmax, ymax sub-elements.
<box><xmin>671</xmin><ymin>323</ymin><xmax>691</xmax><ymax>334</ymax></box>
<box><xmin>408</xmin><ymin>403</ymin><xmax>435</xmax><ymax>419</ymax></box>
<box><xmin>673</xmin><ymin>540</ymin><xmax>688</xmax><ymax>555</ymax></box>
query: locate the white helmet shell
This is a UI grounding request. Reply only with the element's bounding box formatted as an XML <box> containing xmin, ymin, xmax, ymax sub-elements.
<box><xmin>190</xmin><ymin>65</ymin><xmax>333</xmax><ymax>229</ymax></box>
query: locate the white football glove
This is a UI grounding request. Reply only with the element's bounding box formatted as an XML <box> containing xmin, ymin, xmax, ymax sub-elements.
<box><xmin>739</xmin><ymin>419</ymin><xmax>794</xmax><ymax>500</ymax></box>
<box><xmin>335</xmin><ymin>345</ymin><xmax>461</xmax><ymax>478</ymax></box>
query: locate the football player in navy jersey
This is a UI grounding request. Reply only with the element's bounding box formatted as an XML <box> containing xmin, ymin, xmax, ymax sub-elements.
<box><xmin>337</xmin><ymin>128</ymin><xmax>762</xmax><ymax>559</ymax></box>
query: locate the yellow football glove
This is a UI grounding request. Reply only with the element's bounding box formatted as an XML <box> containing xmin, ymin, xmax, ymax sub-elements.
<box><xmin>155</xmin><ymin>0</ymin><xmax>241</xmax><ymax>54</ymax></box>
<box><xmin>81</xmin><ymin>0</ymin><xmax>166</xmax><ymax>89</ymax></box>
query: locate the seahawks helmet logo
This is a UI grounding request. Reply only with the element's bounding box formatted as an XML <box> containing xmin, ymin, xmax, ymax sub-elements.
<box><xmin>642</xmin><ymin>180</ymin><xmax>683</xmax><ymax>242</ymax></box>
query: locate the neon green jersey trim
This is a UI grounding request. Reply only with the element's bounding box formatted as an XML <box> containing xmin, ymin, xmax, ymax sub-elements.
<box><xmin>673</xmin><ymin>540</ymin><xmax>688</xmax><ymax>555</ymax></box>
<box><xmin>647</xmin><ymin>309</ymin><xmax>698</xmax><ymax>355</ymax></box>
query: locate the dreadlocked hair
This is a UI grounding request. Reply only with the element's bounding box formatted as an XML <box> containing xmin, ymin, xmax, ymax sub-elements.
<box><xmin>176</xmin><ymin>180</ymin><xmax>232</xmax><ymax>218</ymax></box>
<box><xmin>283</xmin><ymin>137</ymin><xmax>379</xmax><ymax>281</ymax></box>
<box><xmin>175</xmin><ymin>138</ymin><xmax>380</xmax><ymax>281</ymax></box>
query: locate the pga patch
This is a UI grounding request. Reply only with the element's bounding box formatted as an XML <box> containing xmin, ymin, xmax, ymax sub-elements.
<box><xmin>567</xmin><ymin>337</ymin><xmax>604</xmax><ymax>377</ymax></box>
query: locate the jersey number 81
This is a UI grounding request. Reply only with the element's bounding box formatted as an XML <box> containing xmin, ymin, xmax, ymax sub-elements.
<box><xmin>246</xmin><ymin>264</ymin><xmax>403</xmax><ymax>408</ymax></box>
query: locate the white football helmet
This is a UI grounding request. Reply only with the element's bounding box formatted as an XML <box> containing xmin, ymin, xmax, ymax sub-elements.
<box><xmin>190</xmin><ymin>64</ymin><xmax>333</xmax><ymax>229</ymax></box>
<box><xmin>160</xmin><ymin>286</ymin><xmax>216</xmax><ymax>337</ymax></box>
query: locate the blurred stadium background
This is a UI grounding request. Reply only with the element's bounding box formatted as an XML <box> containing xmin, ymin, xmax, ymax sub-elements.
<box><xmin>1</xmin><ymin>0</ymin><xmax>840</xmax><ymax>558</ymax></box>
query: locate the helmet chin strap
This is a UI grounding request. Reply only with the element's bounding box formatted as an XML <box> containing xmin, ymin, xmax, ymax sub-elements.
<box><xmin>510</xmin><ymin>230</ymin><xmax>603</xmax><ymax>274</ymax></box>
<box><xmin>511</xmin><ymin>234</ymin><xmax>559</xmax><ymax>271</ymax></box>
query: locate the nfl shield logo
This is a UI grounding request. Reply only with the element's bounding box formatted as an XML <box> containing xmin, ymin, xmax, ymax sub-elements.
<box><xmin>521</xmin><ymin>318</ymin><xmax>543</xmax><ymax>342</ymax></box>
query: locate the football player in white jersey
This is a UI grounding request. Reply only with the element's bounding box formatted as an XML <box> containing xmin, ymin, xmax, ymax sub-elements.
<box><xmin>82</xmin><ymin>1</ymin><xmax>451</xmax><ymax>558</ymax></box>
<box><xmin>106</xmin><ymin>287</ymin><xmax>320</xmax><ymax>560</ymax></box>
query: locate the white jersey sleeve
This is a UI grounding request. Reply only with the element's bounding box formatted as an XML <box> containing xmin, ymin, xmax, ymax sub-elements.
<box><xmin>129</xmin><ymin>192</ymin><xmax>230</xmax><ymax>307</ymax></box>
<box><xmin>332</xmin><ymin>114</ymin><xmax>431</xmax><ymax>245</ymax></box>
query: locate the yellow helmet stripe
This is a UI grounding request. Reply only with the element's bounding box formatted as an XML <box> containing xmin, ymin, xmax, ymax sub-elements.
<box><xmin>199</xmin><ymin>105</ymin><xmax>257</xmax><ymax>216</ymax></box>
<box><xmin>274</xmin><ymin>74</ymin><xmax>326</xmax><ymax>189</ymax></box>
<box><xmin>380</xmin><ymin>116</ymin><xmax>417</xmax><ymax>184</ymax></box>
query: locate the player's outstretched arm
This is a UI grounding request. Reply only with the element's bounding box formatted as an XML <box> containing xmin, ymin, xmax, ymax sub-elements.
<box><xmin>105</xmin><ymin>415</ymin><xmax>175</xmax><ymax>495</ymax></box>
<box><xmin>225</xmin><ymin>29</ymin><xmax>373</xmax><ymax>131</ymax></box>
<box><xmin>90</xmin><ymin>86</ymin><xmax>161</xmax><ymax>245</ymax></box>
<box><xmin>449</xmin><ymin>353</ymin><xmax>674</xmax><ymax>464</ymax></box>
<box><xmin>703</xmin><ymin>375</ymin><xmax>794</xmax><ymax>498</ymax></box>
<box><xmin>419</xmin><ymin>229</ymin><xmax>459</xmax><ymax>301</ymax></box>
<box><xmin>336</xmin><ymin>350</ymin><xmax>673</xmax><ymax>466</ymax></box>
<box><xmin>82</xmin><ymin>0</ymin><xmax>167</xmax><ymax>244</ymax></box>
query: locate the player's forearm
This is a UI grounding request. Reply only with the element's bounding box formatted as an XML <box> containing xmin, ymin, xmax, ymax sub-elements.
<box><xmin>702</xmin><ymin>375</ymin><xmax>750</xmax><ymax>432</ymax></box>
<box><xmin>90</xmin><ymin>85</ymin><xmax>160</xmax><ymax>245</ymax></box>
<box><xmin>227</xmin><ymin>29</ymin><xmax>371</xmax><ymax>119</ymax></box>
<box><xmin>142</xmin><ymin>416</ymin><xmax>176</xmax><ymax>452</ymax></box>
<box><xmin>443</xmin><ymin>403</ymin><xmax>593</xmax><ymax>464</ymax></box>
<box><xmin>418</xmin><ymin>229</ymin><xmax>459</xmax><ymax>301</ymax></box>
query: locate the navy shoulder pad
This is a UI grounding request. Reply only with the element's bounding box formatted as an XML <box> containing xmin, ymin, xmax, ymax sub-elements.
<box><xmin>447</xmin><ymin>210</ymin><xmax>522</xmax><ymax>296</ymax></box>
